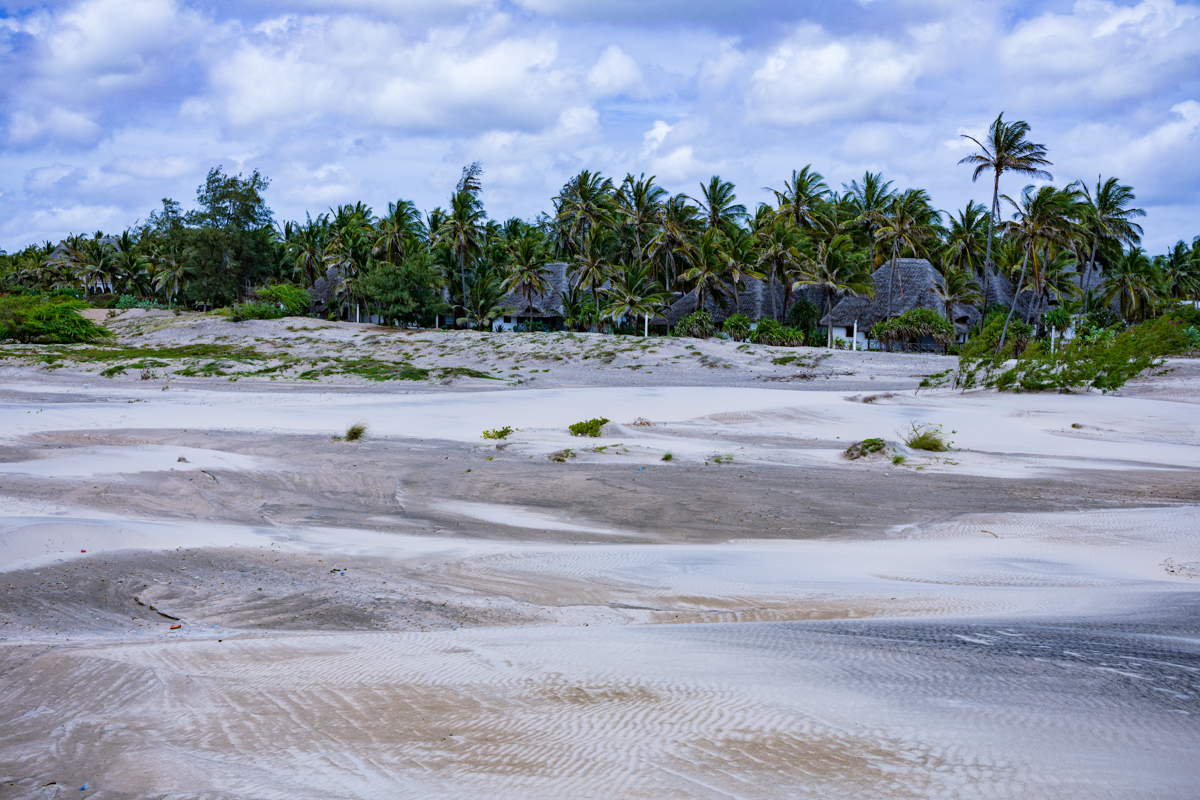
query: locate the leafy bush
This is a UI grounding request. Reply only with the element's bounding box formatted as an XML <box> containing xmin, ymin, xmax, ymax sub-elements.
<box><xmin>959</xmin><ymin>313</ymin><xmax>1033</xmax><ymax>361</ymax></box>
<box><xmin>1042</xmin><ymin>306</ymin><xmax>1071</xmax><ymax>332</ymax></box>
<box><xmin>1081</xmin><ymin>307</ymin><xmax>1122</xmax><ymax>331</ymax></box>
<box><xmin>569</xmin><ymin>417</ymin><xmax>609</xmax><ymax>437</ymax></box>
<box><xmin>115</xmin><ymin>294</ymin><xmax>170</xmax><ymax>310</ymax></box>
<box><xmin>676</xmin><ymin>310</ymin><xmax>714</xmax><ymax>339</ymax></box>
<box><xmin>787</xmin><ymin>298</ymin><xmax>821</xmax><ymax>330</ymax></box>
<box><xmin>955</xmin><ymin>314</ymin><xmax>1196</xmax><ymax>394</ymax></box>
<box><xmin>721</xmin><ymin>313</ymin><xmax>751</xmax><ymax>341</ymax></box>
<box><xmin>750</xmin><ymin>318</ymin><xmax>804</xmax><ymax>346</ymax></box>
<box><xmin>254</xmin><ymin>283</ymin><xmax>310</xmax><ymax>317</ymax></box>
<box><xmin>870</xmin><ymin>308</ymin><xmax>954</xmax><ymax>350</ymax></box>
<box><xmin>230</xmin><ymin>302</ymin><xmax>284</xmax><ymax>322</ymax></box>
<box><xmin>482</xmin><ymin>426</ymin><xmax>515</xmax><ymax>440</ymax></box>
<box><xmin>904</xmin><ymin>422</ymin><xmax>949</xmax><ymax>451</ymax></box>
<box><xmin>0</xmin><ymin>295</ymin><xmax>112</xmax><ymax>344</ymax></box>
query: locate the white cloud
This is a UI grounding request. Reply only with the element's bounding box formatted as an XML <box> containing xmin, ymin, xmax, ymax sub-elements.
<box><xmin>588</xmin><ymin>45</ymin><xmax>642</xmax><ymax>95</ymax></box>
<box><xmin>747</xmin><ymin>25</ymin><xmax>924</xmax><ymax>126</ymax></box>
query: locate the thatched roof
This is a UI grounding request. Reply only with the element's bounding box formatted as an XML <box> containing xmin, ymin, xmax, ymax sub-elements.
<box><xmin>660</xmin><ymin>277</ymin><xmax>793</xmax><ymax>326</ymax></box>
<box><xmin>498</xmin><ymin>261</ymin><xmax>570</xmax><ymax>318</ymax></box>
<box><xmin>822</xmin><ymin>258</ymin><xmax>980</xmax><ymax>335</ymax></box>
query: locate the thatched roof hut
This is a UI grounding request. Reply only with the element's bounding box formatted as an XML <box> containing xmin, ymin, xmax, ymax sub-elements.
<box><xmin>497</xmin><ymin>261</ymin><xmax>570</xmax><ymax>320</ymax></box>
<box><xmin>822</xmin><ymin>258</ymin><xmax>979</xmax><ymax>338</ymax></box>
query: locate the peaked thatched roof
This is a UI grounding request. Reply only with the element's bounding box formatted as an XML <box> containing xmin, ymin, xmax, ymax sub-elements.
<box><xmin>822</xmin><ymin>258</ymin><xmax>980</xmax><ymax>334</ymax></box>
<box><xmin>497</xmin><ymin>261</ymin><xmax>570</xmax><ymax>318</ymax></box>
<box><xmin>661</xmin><ymin>277</ymin><xmax>794</xmax><ymax>326</ymax></box>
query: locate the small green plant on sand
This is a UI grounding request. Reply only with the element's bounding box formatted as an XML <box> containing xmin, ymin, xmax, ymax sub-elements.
<box><xmin>550</xmin><ymin>448</ymin><xmax>576</xmax><ymax>462</ymax></box>
<box><xmin>344</xmin><ymin>422</ymin><xmax>368</xmax><ymax>441</ymax></box>
<box><xmin>661</xmin><ymin>452</ymin><xmax>673</xmax><ymax>461</ymax></box>
<box><xmin>892</xmin><ymin>455</ymin><xmax>907</xmax><ymax>466</ymax></box>
<box><xmin>569</xmin><ymin>417</ymin><xmax>609</xmax><ymax>437</ymax></box>
<box><xmin>843</xmin><ymin>438</ymin><xmax>887</xmax><ymax>460</ymax></box>
<box><xmin>903</xmin><ymin>422</ymin><xmax>949</xmax><ymax>452</ymax></box>
<box><xmin>482</xmin><ymin>426</ymin><xmax>515</xmax><ymax>440</ymax></box>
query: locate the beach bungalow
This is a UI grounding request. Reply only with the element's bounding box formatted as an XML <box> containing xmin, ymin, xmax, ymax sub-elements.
<box><xmin>492</xmin><ymin>261</ymin><xmax>570</xmax><ymax>331</ymax></box>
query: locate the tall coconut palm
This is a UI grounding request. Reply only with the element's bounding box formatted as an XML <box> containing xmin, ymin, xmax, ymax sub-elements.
<box><xmin>374</xmin><ymin>199</ymin><xmax>425</xmax><ymax>264</ymax></box>
<box><xmin>793</xmin><ymin>234</ymin><xmax>874</xmax><ymax>348</ymax></box>
<box><xmin>997</xmin><ymin>184</ymin><xmax>1079</xmax><ymax>347</ymax></box>
<box><xmin>501</xmin><ymin>233</ymin><xmax>550</xmax><ymax>328</ymax></box>
<box><xmin>554</xmin><ymin>170</ymin><xmax>616</xmax><ymax>257</ymax></box>
<box><xmin>691</xmin><ymin>175</ymin><xmax>747</xmax><ymax>232</ymax></box>
<box><xmin>1101</xmin><ymin>247</ymin><xmax>1159</xmax><ymax>322</ymax></box>
<box><xmin>874</xmin><ymin>189</ymin><xmax>940</xmax><ymax>320</ymax></box>
<box><xmin>433</xmin><ymin>189</ymin><xmax>487</xmax><ymax>323</ymax></box>
<box><xmin>958</xmin><ymin>113</ymin><xmax>1053</xmax><ymax>306</ymax></box>
<box><xmin>844</xmin><ymin>171</ymin><xmax>896</xmax><ymax>267</ymax></box>
<box><xmin>943</xmin><ymin>200</ymin><xmax>991</xmax><ymax>279</ymax></box>
<box><xmin>569</xmin><ymin>229</ymin><xmax>614</xmax><ymax>332</ymax></box>
<box><xmin>678</xmin><ymin>228</ymin><xmax>731</xmax><ymax>316</ymax></box>
<box><xmin>1157</xmin><ymin>240</ymin><xmax>1200</xmax><ymax>301</ymax></box>
<box><xmin>1076</xmin><ymin>176</ymin><xmax>1145</xmax><ymax>312</ymax></box>
<box><xmin>616</xmin><ymin>173</ymin><xmax>667</xmax><ymax>264</ymax></box>
<box><xmin>457</xmin><ymin>265</ymin><xmax>515</xmax><ymax>331</ymax></box>
<box><xmin>768</xmin><ymin>166</ymin><xmax>830</xmax><ymax>231</ymax></box>
<box><xmin>754</xmin><ymin>219</ymin><xmax>806</xmax><ymax>320</ymax></box>
<box><xmin>649</xmin><ymin>194</ymin><xmax>701</xmax><ymax>292</ymax></box>
<box><xmin>721</xmin><ymin>227</ymin><xmax>765</xmax><ymax>315</ymax></box>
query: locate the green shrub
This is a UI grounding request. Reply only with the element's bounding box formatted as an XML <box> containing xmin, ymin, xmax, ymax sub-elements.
<box><xmin>750</xmin><ymin>318</ymin><xmax>804</xmax><ymax>347</ymax></box>
<box><xmin>230</xmin><ymin>302</ymin><xmax>284</xmax><ymax>322</ymax></box>
<box><xmin>254</xmin><ymin>284</ymin><xmax>310</xmax><ymax>317</ymax></box>
<box><xmin>482</xmin><ymin>426</ymin><xmax>515</xmax><ymax>440</ymax></box>
<box><xmin>0</xmin><ymin>295</ymin><xmax>112</xmax><ymax>344</ymax></box>
<box><xmin>115</xmin><ymin>294</ymin><xmax>170</xmax><ymax>310</ymax></box>
<box><xmin>843</xmin><ymin>438</ymin><xmax>887</xmax><ymax>460</ymax></box>
<box><xmin>787</xmin><ymin>298</ymin><xmax>821</xmax><ymax>330</ymax></box>
<box><xmin>569</xmin><ymin>417</ymin><xmax>609</xmax><ymax>437</ymax></box>
<box><xmin>661</xmin><ymin>452</ymin><xmax>673</xmax><ymax>461</ymax></box>
<box><xmin>676</xmin><ymin>310</ymin><xmax>714</xmax><ymax>339</ymax></box>
<box><xmin>721</xmin><ymin>313</ymin><xmax>751</xmax><ymax>341</ymax></box>
<box><xmin>870</xmin><ymin>308</ymin><xmax>954</xmax><ymax>350</ymax></box>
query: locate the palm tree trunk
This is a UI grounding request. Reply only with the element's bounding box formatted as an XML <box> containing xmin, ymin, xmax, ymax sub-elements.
<box><xmin>1082</xmin><ymin>241</ymin><xmax>1098</xmax><ymax>314</ymax></box>
<box><xmin>983</xmin><ymin>174</ymin><xmax>999</xmax><ymax>310</ymax></box>
<box><xmin>591</xmin><ymin>285</ymin><xmax>599</xmax><ymax>333</ymax></box>
<box><xmin>999</xmin><ymin>245</ymin><xmax>1030</xmax><ymax>351</ymax></box>
<box><xmin>826</xmin><ymin>288</ymin><xmax>835</xmax><ymax>348</ymax></box>
<box><xmin>459</xmin><ymin>250</ymin><xmax>467</xmax><ymax>329</ymax></box>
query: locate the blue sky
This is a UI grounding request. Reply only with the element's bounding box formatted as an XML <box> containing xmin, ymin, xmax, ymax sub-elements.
<box><xmin>1</xmin><ymin>0</ymin><xmax>1198</xmax><ymax>252</ymax></box>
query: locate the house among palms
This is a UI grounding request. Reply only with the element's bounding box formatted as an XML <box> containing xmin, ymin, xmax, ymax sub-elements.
<box><xmin>661</xmin><ymin>277</ymin><xmax>808</xmax><ymax>328</ymax></box>
<box><xmin>492</xmin><ymin>261</ymin><xmax>570</xmax><ymax>331</ymax></box>
<box><xmin>822</xmin><ymin>258</ymin><xmax>978</xmax><ymax>350</ymax></box>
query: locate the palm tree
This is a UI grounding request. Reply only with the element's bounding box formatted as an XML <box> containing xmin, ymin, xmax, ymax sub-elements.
<box><xmin>616</xmin><ymin>173</ymin><xmax>667</xmax><ymax>264</ymax></box>
<box><xmin>501</xmin><ymin>233</ymin><xmax>550</xmax><ymax>328</ymax></box>
<box><xmin>457</xmin><ymin>267</ymin><xmax>515</xmax><ymax>331</ymax></box>
<box><xmin>997</xmin><ymin>184</ymin><xmax>1079</xmax><ymax>347</ymax></box>
<box><xmin>678</xmin><ymin>228</ymin><xmax>731</xmax><ymax>316</ymax></box>
<box><xmin>374</xmin><ymin>199</ymin><xmax>425</xmax><ymax>264</ymax></box>
<box><xmin>943</xmin><ymin>200</ymin><xmax>991</xmax><ymax>280</ymax></box>
<box><xmin>935</xmin><ymin>262</ymin><xmax>983</xmax><ymax>324</ymax></box>
<box><xmin>874</xmin><ymin>189</ymin><xmax>940</xmax><ymax>320</ymax></box>
<box><xmin>1101</xmin><ymin>247</ymin><xmax>1159</xmax><ymax>322</ymax></box>
<box><xmin>769</xmin><ymin>166</ymin><xmax>830</xmax><ymax>231</ymax></box>
<box><xmin>554</xmin><ymin>170</ymin><xmax>616</xmax><ymax>257</ymax></box>
<box><xmin>284</xmin><ymin>214</ymin><xmax>331</xmax><ymax>286</ymax></box>
<box><xmin>844</xmin><ymin>171</ymin><xmax>895</xmax><ymax>267</ymax></box>
<box><xmin>569</xmin><ymin>229</ymin><xmax>613</xmax><ymax>332</ymax></box>
<box><xmin>692</xmin><ymin>176</ymin><xmax>747</xmax><ymax>231</ymax></box>
<box><xmin>793</xmin><ymin>234</ymin><xmax>874</xmax><ymax>348</ymax></box>
<box><xmin>1076</xmin><ymin>176</ymin><xmax>1145</xmax><ymax>312</ymax></box>
<box><xmin>959</xmin><ymin>113</ymin><xmax>1053</xmax><ymax>307</ymax></box>
<box><xmin>649</xmin><ymin>194</ymin><xmax>701</xmax><ymax>292</ymax></box>
<box><xmin>721</xmin><ymin>227</ymin><xmax>765</xmax><ymax>315</ymax></box>
<box><xmin>433</xmin><ymin>189</ymin><xmax>487</xmax><ymax>324</ymax></box>
<box><xmin>754</xmin><ymin>218</ymin><xmax>806</xmax><ymax>321</ymax></box>
<box><xmin>1157</xmin><ymin>241</ymin><xmax>1200</xmax><ymax>301</ymax></box>
<box><xmin>602</xmin><ymin>263</ymin><xmax>669</xmax><ymax>329</ymax></box>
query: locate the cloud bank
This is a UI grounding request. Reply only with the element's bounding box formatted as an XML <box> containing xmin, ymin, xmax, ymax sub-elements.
<box><xmin>1</xmin><ymin>0</ymin><xmax>1197</xmax><ymax>251</ymax></box>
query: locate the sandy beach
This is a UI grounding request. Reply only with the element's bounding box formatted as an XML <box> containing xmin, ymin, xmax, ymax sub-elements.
<box><xmin>1</xmin><ymin>316</ymin><xmax>1198</xmax><ymax>799</ymax></box>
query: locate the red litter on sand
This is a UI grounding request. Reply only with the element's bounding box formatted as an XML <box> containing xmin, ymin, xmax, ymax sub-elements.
<box><xmin>170</xmin><ymin>624</ymin><xmax>182</xmax><ymax>630</ymax></box>
<box><xmin>81</xmin><ymin>550</ymin><xmax>86</xmax><ymax>553</ymax></box>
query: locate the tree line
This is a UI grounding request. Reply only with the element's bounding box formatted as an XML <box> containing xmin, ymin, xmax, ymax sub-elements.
<box><xmin>2</xmin><ymin>114</ymin><xmax>1198</xmax><ymax>341</ymax></box>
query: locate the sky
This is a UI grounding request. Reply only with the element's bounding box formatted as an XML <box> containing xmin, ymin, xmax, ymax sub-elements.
<box><xmin>1</xmin><ymin>0</ymin><xmax>1198</xmax><ymax>253</ymax></box>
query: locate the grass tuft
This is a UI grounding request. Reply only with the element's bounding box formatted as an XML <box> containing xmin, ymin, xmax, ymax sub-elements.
<box><xmin>661</xmin><ymin>452</ymin><xmax>673</xmax><ymax>461</ymax></box>
<box><xmin>344</xmin><ymin>421</ymin><xmax>368</xmax><ymax>441</ymax></box>
<box><xmin>903</xmin><ymin>422</ymin><xmax>948</xmax><ymax>452</ymax></box>
<box><xmin>892</xmin><ymin>455</ymin><xmax>907</xmax><ymax>465</ymax></box>
<box><xmin>843</xmin><ymin>437</ymin><xmax>887</xmax><ymax>460</ymax></box>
